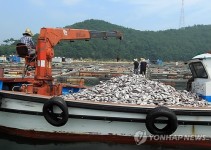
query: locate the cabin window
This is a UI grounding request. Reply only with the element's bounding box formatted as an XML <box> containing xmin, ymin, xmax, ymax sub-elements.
<box><xmin>189</xmin><ymin>62</ymin><xmax>208</xmax><ymax>78</ymax></box>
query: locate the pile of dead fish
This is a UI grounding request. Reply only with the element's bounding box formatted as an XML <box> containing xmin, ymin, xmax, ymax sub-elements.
<box><xmin>62</xmin><ymin>75</ymin><xmax>208</xmax><ymax>107</ymax></box>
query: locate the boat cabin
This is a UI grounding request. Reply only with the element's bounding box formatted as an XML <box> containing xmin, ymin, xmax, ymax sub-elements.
<box><xmin>188</xmin><ymin>53</ymin><xmax>211</xmax><ymax>102</ymax></box>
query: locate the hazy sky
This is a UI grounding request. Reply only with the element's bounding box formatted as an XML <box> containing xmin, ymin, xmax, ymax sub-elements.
<box><xmin>1</xmin><ymin>0</ymin><xmax>211</xmax><ymax>43</ymax></box>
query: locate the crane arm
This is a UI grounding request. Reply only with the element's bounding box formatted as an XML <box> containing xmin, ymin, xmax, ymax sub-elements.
<box><xmin>38</xmin><ymin>28</ymin><xmax>122</xmax><ymax>47</ymax></box>
<box><xmin>90</xmin><ymin>30</ymin><xmax>122</xmax><ymax>40</ymax></box>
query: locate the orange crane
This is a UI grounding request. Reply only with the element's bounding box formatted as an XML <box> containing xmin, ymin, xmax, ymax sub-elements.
<box><xmin>16</xmin><ymin>28</ymin><xmax>123</xmax><ymax>96</ymax></box>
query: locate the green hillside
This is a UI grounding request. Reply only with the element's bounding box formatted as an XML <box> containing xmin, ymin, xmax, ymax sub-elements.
<box><xmin>1</xmin><ymin>19</ymin><xmax>211</xmax><ymax>61</ymax></box>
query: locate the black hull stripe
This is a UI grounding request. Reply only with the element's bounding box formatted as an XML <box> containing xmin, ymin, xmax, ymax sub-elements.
<box><xmin>67</xmin><ymin>100</ymin><xmax>211</xmax><ymax>116</ymax></box>
<box><xmin>1</xmin><ymin>91</ymin><xmax>211</xmax><ymax>116</ymax></box>
<box><xmin>0</xmin><ymin>91</ymin><xmax>48</xmax><ymax>103</ymax></box>
<box><xmin>1</xmin><ymin>108</ymin><xmax>211</xmax><ymax>126</ymax></box>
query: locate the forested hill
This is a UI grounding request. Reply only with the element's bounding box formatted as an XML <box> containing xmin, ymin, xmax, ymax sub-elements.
<box><xmin>1</xmin><ymin>19</ymin><xmax>211</xmax><ymax>61</ymax></box>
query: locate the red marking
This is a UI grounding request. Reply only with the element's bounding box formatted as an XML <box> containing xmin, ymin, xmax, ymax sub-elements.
<box><xmin>0</xmin><ymin>125</ymin><xmax>211</xmax><ymax>148</ymax></box>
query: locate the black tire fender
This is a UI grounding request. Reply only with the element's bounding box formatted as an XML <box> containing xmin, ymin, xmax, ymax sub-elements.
<box><xmin>145</xmin><ymin>106</ymin><xmax>178</xmax><ymax>135</ymax></box>
<box><xmin>43</xmin><ymin>97</ymin><xmax>69</xmax><ymax>127</ymax></box>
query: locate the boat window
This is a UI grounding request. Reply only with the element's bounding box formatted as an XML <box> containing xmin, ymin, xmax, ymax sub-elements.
<box><xmin>189</xmin><ymin>62</ymin><xmax>208</xmax><ymax>78</ymax></box>
<box><xmin>189</xmin><ymin>63</ymin><xmax>197</xmax><ymax>78</ymax></box>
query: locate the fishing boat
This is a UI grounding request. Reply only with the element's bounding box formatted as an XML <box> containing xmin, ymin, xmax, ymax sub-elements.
<box><xmin>0</xmin><ymin>90</ymin><xmax>211</xmax><ymax>148</ymax></box>
<box><xmin>0</xmin><ymin>28</ymin><xmax>211</xmax><ymax>148</ymax></box>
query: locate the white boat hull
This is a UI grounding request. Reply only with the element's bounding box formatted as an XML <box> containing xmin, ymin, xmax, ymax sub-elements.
<box><xmin>0</xmin><ymin>90</ymin><xmax>211</xmax><ymax>147</ymax></box>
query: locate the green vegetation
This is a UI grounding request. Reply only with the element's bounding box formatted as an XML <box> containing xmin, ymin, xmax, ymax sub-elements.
<box><xmin>1</xmin><ymin>19</ymin><xmax>211</xmax><ymax>61</ymax></box>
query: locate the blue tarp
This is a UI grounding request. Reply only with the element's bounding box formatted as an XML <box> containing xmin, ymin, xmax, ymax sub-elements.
<box><xmin>0</xmin><ymin>81</ymin><xmax>3</xmax><ymax>90</ymax></box>
<box><xmin>9</xmin><ymin>55</ymin><xmax>21</xmax><ymax>63</ymax></box>
<box><xmin>62</xmin><ymin>87</ymin><xmax>82</xmax><ymax>95</ymax></box>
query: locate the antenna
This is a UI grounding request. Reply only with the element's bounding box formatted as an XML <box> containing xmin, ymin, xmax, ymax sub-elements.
<box><xmin>179</xmin><ymin>0</ymin><xmax>185</xmax><ymax>28</ymax></box>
